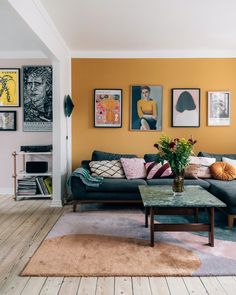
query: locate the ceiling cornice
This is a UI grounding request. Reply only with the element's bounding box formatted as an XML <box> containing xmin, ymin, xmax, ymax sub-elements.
<box><xmin>71</xmin><ymin>50</ymin><xmax>236</xmax><ymax>59</ymax></box>
<box><xmin>0</xmin><ymin>50</ymin><xmax>48</xmax><ymax>59</ymax></box>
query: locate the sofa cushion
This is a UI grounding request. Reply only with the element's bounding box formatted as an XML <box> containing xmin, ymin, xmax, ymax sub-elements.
<box><xmin>206</xmin><ymin>179</ymin><xmax>236</xmax><ymax>207</ymax></box>
<box><xmin>210</xmin><ymin>162</ymin><xmax>236</xmax><ymax>181</ymax></box>
<box><xmin>86</xmin><ymin>178</ymin><xmax>147</xmax><ymax>193</ymax></box>
<box><xmin>89</xmin><ymin>160</ymin><xmax>125</xmax><ymax>178</ymax></box>
<box><xmin>189</xmin><ymin>156</ymin><xmax>216</xmax><ymax>178</ymax></box>
<box><xmin>146</xmin><ymin>178</ymin><xmax>211</xmax><ymax>189</ymax></box>
<box><xmin>223</xmin><ymin>157</ymin><xmax>236</xmax><ymax>168</ymax></box>
<box><xmin>145</xmin><ymin>161</ymin><xmax>172</xmax><ymax>179</ymax></box>
<box><xmin>120</xmin><ymin>158</ymin><xmax>146</xmax><ymax>179</ymax></box>
<box><xmin>198</xmin><ymin>152</ymin><xmax>236</xmax><ymax>162</ymax></box>
<box><xmin>185</xmin><ymin>164</ymin><xmax>200</xmax><ymax>179</ymax></box>
<box><xmin>92</xmin><ymin>150</ymin><xmax>137</xmax><ymax>161</ymax></box>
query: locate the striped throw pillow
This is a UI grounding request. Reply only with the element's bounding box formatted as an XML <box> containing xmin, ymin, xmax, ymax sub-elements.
<box><xmin>145</xmin><ymin>161</ymin><xmax>173</xmax><ymax>179</ymax></box>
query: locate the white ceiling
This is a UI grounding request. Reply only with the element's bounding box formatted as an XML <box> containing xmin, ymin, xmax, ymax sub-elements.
<box><xmin>0</xmin><ymin>0</ymin><xmax>47</xmax><ymax>58</ymax></box>
<box><xmin>41</xmin><ymin>0</ymin><xmax>236</xmax><ymax>57</ymax></box>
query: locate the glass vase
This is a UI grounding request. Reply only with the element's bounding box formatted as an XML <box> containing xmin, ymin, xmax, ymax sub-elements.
<box><xmin>172</xmin><ymin>170</ymin><xmax>185</xmax><ymax>195</ymax></box>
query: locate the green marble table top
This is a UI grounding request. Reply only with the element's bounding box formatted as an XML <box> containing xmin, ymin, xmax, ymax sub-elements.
<box><xmin>139</xmin><ymin>185</ymin><xmax>226</xmax><ymax>208</ymax></box>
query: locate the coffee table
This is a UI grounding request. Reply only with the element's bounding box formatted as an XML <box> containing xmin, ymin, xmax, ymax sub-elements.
<box><xmin>139</xmin><ymin>185</ymin><xmax>226</xmax><ymax>247</ymax></box>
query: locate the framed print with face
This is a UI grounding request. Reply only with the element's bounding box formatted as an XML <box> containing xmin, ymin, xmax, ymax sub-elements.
<box><xmin>0</xmin><ymin>111</ymin><xmax>16</xmax><ymax>131</ymax></box>
<box><xmin>130</xmin><ymin>85</ymin><xmax>162</xmax><ymax>131</ymax></box>
<box><xmin>94</xmin><ymin>89</ymin><xmax>122</xmax><ymax>128</ymax></box>
<box><xmin>208</xmin><ymin>91</ymin><xmax>230</xmax><ymax>126</ymax></box>
<box><xmin>0</xmin><ymin>69</ymin><xmax>20</xmax><ymax>107</ymax></box>
<box><xmin>23</xmin><ymin>66</ymin><xmax>53</xmax><ymax>132</ymax></box>
<box><xmin>172</xmin><ymin>88</ymin><xmax>200</xmax><ymax>127</ymax></box>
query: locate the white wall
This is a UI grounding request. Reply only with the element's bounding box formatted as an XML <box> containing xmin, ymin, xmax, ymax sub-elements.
<box><xmin>0</xmin><ymin>58</ymin><xmax>52</xmax><ymax>194</ymax></box>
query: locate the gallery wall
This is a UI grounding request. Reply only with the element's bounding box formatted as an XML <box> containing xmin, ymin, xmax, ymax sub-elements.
<box><xmin>0</xmin><ymin>59</ymin><xmax>52</xmax><ymax>193</ymax></box>
<box><xmin>72</xmin><ymin>58</ymin><xmax>236</xmax><ymax>169</ymax></box>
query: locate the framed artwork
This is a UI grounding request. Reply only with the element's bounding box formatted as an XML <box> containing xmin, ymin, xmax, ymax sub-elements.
<box><xmin>0</xmin><ymin>69</ymin><xmax>20</xmax><ymax>107</ymax></box>
<box><xmin>0</xmin><ymin>111</ymin><xmax>16</xmax><ymax>131</ymax></box>
<box><xmin>23</xmin><ymin>66</ymin><xmax>53</xmax><ymax>132</ymax></box>
<box><xmin>94</xmin><ymin>89</ymin><xmax>122</xmax><ymax>128</ymax></box>
<box><xmin>130</xmin><ymin>85</ymin><xmax>162</xmax><ymax>131</ymax></box>
<box><xmin>208</xmin><ymin>91</ymin><xmax>230</xmax><ymax>126</ymax></box>
<box><xmin>172</xmin><ymin>88</ymin><xmax>200</xmax><ymax>127</ymax></box>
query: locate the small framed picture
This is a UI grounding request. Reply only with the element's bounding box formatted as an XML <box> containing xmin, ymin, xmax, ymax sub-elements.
<box><xmin>0</xmin><ymin>69</ymin><xmax>20</xmax><ymax>107</ymax></box>
<box><xmin>94</xmin><ymin>89</ymin><xmax>122</xmax><ymax>128</ymax></box>
<box><xmin>208</xmin><ymin>91</ymin><xmax>230</xmax><ymax>126</ymax></box>
<box><xmin>172</xmin><ymin>88</ymin><xmax>200</xmax><ymax>127</ymax></box>
<box><xmin>0</xmin><ymin>111</ymin><xmax>17</xmax><ymax>131</ymax></box>
<box><xmin>130</xmin><ymin>85</ymin><xmax>162</xmax><ymax>131</ymax></box>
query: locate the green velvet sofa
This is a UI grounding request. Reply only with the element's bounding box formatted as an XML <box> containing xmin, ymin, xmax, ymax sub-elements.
<box><xmin>71</xmin><ymin>150</ymin><xmax>236</xmax><ymax>228</ymax></box>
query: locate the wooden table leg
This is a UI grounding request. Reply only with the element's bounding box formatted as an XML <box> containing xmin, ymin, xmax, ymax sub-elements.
<box><xmin>145</xmin><ymin>207</ymin><xmax>148</xmax><ymax>228</ymax></box>
<box><xmin>210</xmin><ymin>207</ymin><xmax>214</xmax><ymax>247</ymax></box>
<box><xmin>194</xmin><ymin>208</ymin><xmax>199</xmax><ymax>223</ymax></box>
<box><xmin>150</xmin><ymin>206</ymin><xmax>154</xmax><ymax>247</ymax></box>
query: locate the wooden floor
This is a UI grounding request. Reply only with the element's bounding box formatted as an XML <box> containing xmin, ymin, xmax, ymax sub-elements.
<box><xmin>0</xmin><ymin>196</ymin><xmax>236</xmax><ymax>295</ymax></box>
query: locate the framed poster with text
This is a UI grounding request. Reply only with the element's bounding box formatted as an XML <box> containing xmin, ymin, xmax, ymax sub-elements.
<box><xmin>23</xmin><ymin>66</ymin><xmax>53</xmax><ymax>132</ymax></box>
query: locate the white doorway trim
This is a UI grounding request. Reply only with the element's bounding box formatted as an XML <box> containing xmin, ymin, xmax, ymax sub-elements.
<box><xmin>8</xmin><ymin>0</ymin><xmax>72</xmax><ymax>207</ymax></box>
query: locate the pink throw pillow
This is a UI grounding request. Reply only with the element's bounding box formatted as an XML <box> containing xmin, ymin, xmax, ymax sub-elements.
<box><xmin>189</xmin><ymin>156</ymin><xmax>216</xmax><ymax>178</ymax></box>
<box><xmin>120</xmin><ymin>158</ymin><xmax>146</xmax><ymax>179</ymax></box>
<box><xmin>145</xmin><ymin>161</ymin><xmax>173</xmax><ymax>179</ymax></box>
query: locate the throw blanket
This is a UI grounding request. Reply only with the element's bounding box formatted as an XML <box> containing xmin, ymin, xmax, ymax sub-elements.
<box><xmin>68</xmin><ymin>167</ymin><xmax>103</xmax><ymax>188</ymax></box>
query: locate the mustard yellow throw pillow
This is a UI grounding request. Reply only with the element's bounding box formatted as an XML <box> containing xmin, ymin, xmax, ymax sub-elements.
<box><xmin>210</xmin><ymin>162</ymin><xmax>236</xmax><ymax>181</ymax></box>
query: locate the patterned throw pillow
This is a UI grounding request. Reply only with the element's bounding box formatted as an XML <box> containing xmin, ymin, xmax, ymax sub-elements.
<box><xmin>185</xmin><ymin>164</ymin><xmax>200</xmax><ymax>179</ymax></box>
<box><xmin>189</xmin><ymin>156</ymin><xmax>216</xmax><ymax>178</ymax></box>
<box><xmin>222</xmin><ymin>157</ymin><xmax>236</xmax><ymax>169</ymax></box>
<box><xmin>120</xmin><ymin>158</ymin><xmax>146</xmax><ymax>179</ymax></box>
<box><xmin>145</xmin><ymin>161</ymin><xmax>172</xmax><ymax>179</ymax></box>
<box><xmin>89</xmin><ymin>160</ymin><xmax>125</xmax><ymax>178</ymax></box>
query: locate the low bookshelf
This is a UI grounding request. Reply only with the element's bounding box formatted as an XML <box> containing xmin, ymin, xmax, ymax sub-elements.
<box><xmin>12</xmin><ymin>151</ymin><xmax>52</xmax><ymax>200</ymax></box>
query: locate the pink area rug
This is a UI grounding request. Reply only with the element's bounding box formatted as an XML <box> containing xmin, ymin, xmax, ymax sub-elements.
<box><xmin>21</xmin><ymin>208</ymin><xmax>236</xmax><ymax>276</ymax></box>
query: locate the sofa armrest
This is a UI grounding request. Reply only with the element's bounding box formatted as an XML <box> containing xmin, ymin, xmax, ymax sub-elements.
<box><xmin>71</xmin><ymin>173</ymin><xmax>87</xmax><ymax>199</ymax></box>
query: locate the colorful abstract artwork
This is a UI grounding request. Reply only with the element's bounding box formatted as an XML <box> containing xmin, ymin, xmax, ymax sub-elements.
<box><xmin>94</xmin><ymin>89</ymin><xmax>122</xmax><ymax>128</ymax></box>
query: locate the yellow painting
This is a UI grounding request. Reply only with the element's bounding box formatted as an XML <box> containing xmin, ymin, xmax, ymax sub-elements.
<box><xmin>0</xmin><ymin>69</ymin><xmax>20</xmax><ymax>106</ymax></box>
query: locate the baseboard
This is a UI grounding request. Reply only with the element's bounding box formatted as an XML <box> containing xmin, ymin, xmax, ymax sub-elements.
<box><xmin>50</xmin><ymin>198</ymin><xmax>63</xmax><ymax>207</ymax></box>
<box><xmin>0</xmin><ymin>187</ymin><xmax>13</xmax><ymax>195</ymax></box>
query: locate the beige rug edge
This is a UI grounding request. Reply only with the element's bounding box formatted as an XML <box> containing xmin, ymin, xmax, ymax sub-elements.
<box><xmin>21</xmin><ymin>234</ymin><xmax>201</xmax><ymax>277</ymax></box>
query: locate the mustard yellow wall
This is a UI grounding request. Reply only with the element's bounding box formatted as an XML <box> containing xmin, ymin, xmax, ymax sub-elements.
<box><xmin>72</xmin><ymin>58</ymin><xmax>236</xmax><ymax>168</ymax></box>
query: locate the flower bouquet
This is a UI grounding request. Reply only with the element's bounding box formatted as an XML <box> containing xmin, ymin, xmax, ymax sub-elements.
<box><xmin>154</xmin><ymin>135</ymin><xmax>197</xmax><ymax>194</ymax></box>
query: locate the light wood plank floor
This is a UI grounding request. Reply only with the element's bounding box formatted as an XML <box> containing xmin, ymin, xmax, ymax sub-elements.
<box><xmin>0</xmin><ymin>195</ymin><xmax>235</xmax><ymax>295</ymax></box>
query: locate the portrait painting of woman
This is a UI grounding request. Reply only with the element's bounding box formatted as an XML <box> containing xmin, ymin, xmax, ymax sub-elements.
<box><xmin>131</xmin><ymin>85</ymin><xmax>162</xmax><ymax>131</ymax></box>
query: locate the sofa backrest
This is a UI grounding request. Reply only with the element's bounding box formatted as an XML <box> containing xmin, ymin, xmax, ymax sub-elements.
<box><xmin>81</xmin><ymin>160</ymin><xmax>91</xmax><ymax>170</ymax></box>
<box><xmin>91</xmin><ymin>150</ymin><xmax>137</xmax><ymax>161</ymax></box>
<box><xmin>198</xmin><ymin>151</ymin><xmax>236</xmax><ymax>161</ymax></box>
<box><xmin>144</xmin><ymin>154</ymin><xmax>156</xmax><ymax>162</ymax></box>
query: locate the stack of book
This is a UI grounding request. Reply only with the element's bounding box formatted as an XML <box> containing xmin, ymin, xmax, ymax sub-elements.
<box><xmin>36</xmin><ymin>176</ymin><xmax>52</xmax><ymax>195</ymax></box>
<box><xmin>17</xmin><ymin>177</ymin><xmax>37</xmax><ymax>196</ymax></box>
